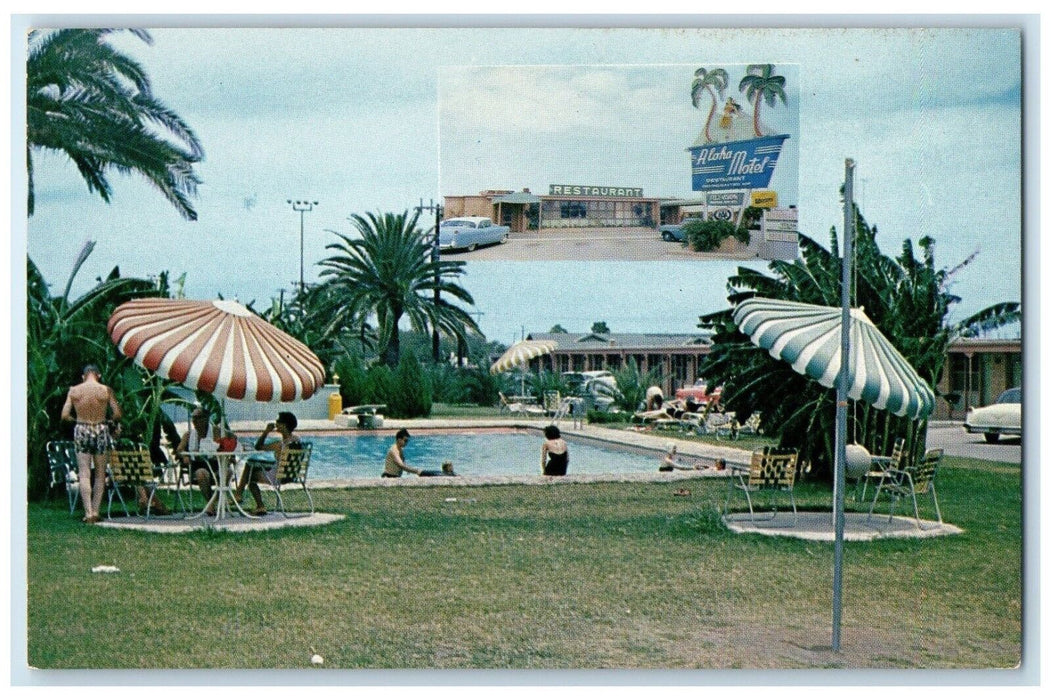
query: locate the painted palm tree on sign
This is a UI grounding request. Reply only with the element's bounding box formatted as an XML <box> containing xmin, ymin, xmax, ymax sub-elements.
<box><xmin>26</xmin><ymin>29</ymin><xmax>204</xmax><ymax>220</ymax></box>
<box><xmin>738</xmin><ymin>63</ymin><xmax>787</xmax><ymax>139</ymax></box>
<box><xmin>319</xmin><ymin>211</ymin><xmax>481</xmax><ymax>368</ymax></box>
<box><xmin>690</xmin><ymin>67</ymin><xmax>729</xmax><ymax>144</ymax></box>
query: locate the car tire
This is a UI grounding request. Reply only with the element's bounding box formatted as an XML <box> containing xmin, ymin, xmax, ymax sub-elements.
<box><xmin>467</xmin><ymin>243</ymin><xmax>477</xmax><ymax>252</ymax></box>
<box><xmin>501</xmin><ymin>234</ymin><xmax>508</xmax><ymax>244</ymax></box>
<box><xmin>661</xmin><ymin>232</ymin><xmax>674</xmax><ymax>242</ymax></box>
<box><xmin>984</xmin><ymin>432</ymin><xmax>1000</xmax><ymax>444</ymax></box>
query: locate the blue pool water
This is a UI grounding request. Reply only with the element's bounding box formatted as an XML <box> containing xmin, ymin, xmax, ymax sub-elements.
<box><xmin>301</xmin><ymin>431</ymin><xmax>661</xmax><ymax>480</ymax></box>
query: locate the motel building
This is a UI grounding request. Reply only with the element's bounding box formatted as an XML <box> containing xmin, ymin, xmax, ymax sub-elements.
<box><xmin>444</xmin><ymin>185</ymin><xmax>663</xmax><ymax>234</ymax></box>
<box><xmin>518</xmin><ymin>331</ymin><xmax>1021</xmax><ymax>421</ymax></box>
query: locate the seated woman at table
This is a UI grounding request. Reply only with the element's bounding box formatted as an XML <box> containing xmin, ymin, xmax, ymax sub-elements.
<box><xmin>175</xmin><ymin>406</ymin><xmax>223</xmax><ymax>514</ymax></box>
<box><xmin>234</xmin><ymin>411</ymin><xmax>302</xmax><ymax>515</ymax></box>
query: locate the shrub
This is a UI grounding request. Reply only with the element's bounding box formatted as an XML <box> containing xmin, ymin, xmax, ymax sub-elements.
<box><xmin>586</xmin><ymin>410</ymin><xmax>630</xmax><ymax>424</ymax></box>
<box><xmin>388</xmin><ymin>353</ymin><xmax>432</xmax><ymax>418</ymax></box>
<box><xmin>334</xmin><ymin>354</ymin><xmax>369</xmax><ymax>407</ymax></box>
<box><xmin>427</xmin><ymin>363</ymin><xmax>471</xmax><ymax>404</ymax></box>
<box><xmin>364</xmin><ymin>364</ymin><xmax>395</xmax><ymax>406</ymax></box>
<box><xmin>682</xmin><ymin>218</ymin><xmax>751</xmax><ymax>252</ymax></box>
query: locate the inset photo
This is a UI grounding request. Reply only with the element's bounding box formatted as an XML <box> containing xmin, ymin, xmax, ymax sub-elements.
<box><xmin>439</xmin><ymin>64</ymin><xmax>800</xmax><ymax>261</ymax></box>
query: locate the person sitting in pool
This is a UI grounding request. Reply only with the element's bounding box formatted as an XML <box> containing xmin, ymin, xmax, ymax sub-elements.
<box><xmin>420</xmin><ymin>461</ymin><xmax>457</xmax><ymax>477</ymax></box>
<box><xmin>658</xmin><ymin>444</ymin><xmax>703</xmax><ymax>472</ymax></box>
<box><xmin>382</xmin><ymin>429</ymin><xmax>423</xmax><ymax>477</ymax></box>
<box><xmin>540</xmin><ymin>425</ymin><xmax>569</xmax><ymax>476</ymax></box>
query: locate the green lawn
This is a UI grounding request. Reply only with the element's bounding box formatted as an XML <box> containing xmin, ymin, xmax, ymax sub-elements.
<box><xmin>26</xmin><ymin>455</ymin><xmax>1021</xmax><ymax>670</ymax></box>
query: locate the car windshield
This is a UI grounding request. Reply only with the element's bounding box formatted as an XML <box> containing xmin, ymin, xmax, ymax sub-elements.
<box><xmin>997</xmin><ymin>388</ymin><xmax>1021</xmax><ymax>404</ymax></box>
<box><xmin>441</xmin><ymin>220</ymin><xmax>475</xmax><ymax>228</ymax></box>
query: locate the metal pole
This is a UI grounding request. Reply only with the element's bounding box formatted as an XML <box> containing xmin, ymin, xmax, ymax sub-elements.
<box><xmin>433</xmin><ymin>202</ymin><xmax>442</xmax><ymax>363</ymax></box>
<box><xmin>288</xmin><ymin>200</ymin><xmax>318</xmax><ymax>296</ymax></box>
<box><xmin>414</xmin><ymin>198</ymin><xmax>444</xmax><ymax>363</ymax></box>
<box><xmin>832</xmin><ymin>158</ymin><xmax>855</xmax><ymax>652</ymax></box>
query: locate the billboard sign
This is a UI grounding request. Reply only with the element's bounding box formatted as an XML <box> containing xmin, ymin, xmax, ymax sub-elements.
<box><xmin>750</xmin><ymin>190</ymin><xmax>778</xmax><ymax>208</ymax></box>
<box><xmin>706</xmin><ymin>191</ymin><xmax>746</xmax><ymax>207</ymax></box>
<box><xmin>689</xmin><ymin>134</ymin><xmax>790</xmax><ymax>192</ymax></box>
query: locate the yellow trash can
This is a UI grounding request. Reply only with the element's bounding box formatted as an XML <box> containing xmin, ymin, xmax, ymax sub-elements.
<box><xmin>327</xmin><ymin>391</ymin><xmax>343</xmax><ymax>421</ymax></box>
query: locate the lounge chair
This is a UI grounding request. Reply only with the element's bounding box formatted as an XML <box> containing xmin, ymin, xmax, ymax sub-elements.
<box><xmin>499</xmin><ymin>392</ymin><xmax>546</xmax><ymax>417</ymax></box>
<box><xmin>543</xmin><ymin>391</ymin><xmax>562</xmax><ymax>415</ymax></box>
<box><xmin>867</xmin><ymin>448</ymin><xmax>944</xmax><ymax>530</ymax></box>
<box><xmin>46</xmin><ymin>440</ymin><xmax>80</xmax><ymax>514</ymax></box>
<box><xmin>724</xmin><ymin>446</ymin><xmax>799</xmax><ymax>525</ymax></box>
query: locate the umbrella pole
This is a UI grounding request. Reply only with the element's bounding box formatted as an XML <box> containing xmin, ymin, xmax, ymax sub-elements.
<box><xmin>832</xmin><ymin>158</ymin><xmax>855</xmax><ymax>652</ymax></box>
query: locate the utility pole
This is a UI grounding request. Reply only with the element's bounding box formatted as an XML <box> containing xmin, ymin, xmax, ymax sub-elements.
<box><xmin>287</xmin><ymin>199</ymin><xmax>318</xmax><ymax>296</ymax></box>
<box><xmin>414</xmin><ymin>198</ymin><xmax>443</xmax><ymax>363</ymax></box>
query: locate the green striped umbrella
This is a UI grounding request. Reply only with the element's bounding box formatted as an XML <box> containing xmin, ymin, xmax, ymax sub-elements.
<box><xmin>733</xmin><ymin>297</ymin><xmax>935</xmax><ymax>420</ymax></box>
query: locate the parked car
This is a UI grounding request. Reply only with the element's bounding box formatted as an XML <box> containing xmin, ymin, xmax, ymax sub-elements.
<box><xmin>659</xmin><ymin>223</ymin><xmax>685</xmax><ymax>242</ymax></box>
<box><xmin>438</xmin><ymin>217</ymin><xmax>510</xmax><ymax>252</ymax></box>
<box><xmin>964</xmin><ymin>387</ymin><xmax>1021</xmax><ymax>443</ymax></box>
<box><xmin>675</xmin><ymin>379</ymin><xmax>723</xmax><ymax>408</ymax></box>
<box><xmin>561</xmin><ymin>371</ymin><xmax>618</xmax><ymax>412</ymax></box>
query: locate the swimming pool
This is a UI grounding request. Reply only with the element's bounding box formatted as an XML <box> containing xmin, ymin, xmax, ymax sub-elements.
<box><xmin>300</xmin><ymin>430</ymin><xmax>661</xmax><ymax>480</ymax></box>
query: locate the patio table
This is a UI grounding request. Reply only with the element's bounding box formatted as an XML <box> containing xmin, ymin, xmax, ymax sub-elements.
<box><xmin>182</xmin><ymin>446</ymin><xmax>268</xmax><ymax>522</ymax></box>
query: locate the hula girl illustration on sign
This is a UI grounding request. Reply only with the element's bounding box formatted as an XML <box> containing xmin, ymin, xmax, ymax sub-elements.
<box><xmin>691</xmin><ymin>63</ymin><xmax>788</xmax><ymax>145</ymax></box>
<box><xmin>687</xmin><ymin>64</ymin><xmax>794</xmax><ymax>193</ymax></box>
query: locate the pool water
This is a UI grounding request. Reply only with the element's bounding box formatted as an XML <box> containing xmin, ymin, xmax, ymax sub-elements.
<box><xmin>302</xmin><ymin>431</ymin><xmax>660</xmax><ymax>480</ymax></box>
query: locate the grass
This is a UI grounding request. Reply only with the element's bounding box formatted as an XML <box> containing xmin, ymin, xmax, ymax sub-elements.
<box><xmin>25</xmin><ymin>454</ymin><xmax>1021</xmax><ymax>670</ymax></box>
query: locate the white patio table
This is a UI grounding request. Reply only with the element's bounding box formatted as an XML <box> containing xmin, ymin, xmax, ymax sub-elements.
<box><xmin>182</xmin><ymin>445</ymin><xmax>269</xmax><ymax>522</ymax></box>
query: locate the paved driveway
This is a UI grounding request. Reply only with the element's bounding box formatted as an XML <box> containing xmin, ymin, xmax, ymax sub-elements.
<box><xmin>925</xmin><ymin>420</ymin><xmax>1021</xmax><ymax>463</ymax></box>
<box><xmin>441</xmin><ymin>228</ymin><xmax>754</xmax><ymax>262</ymax></box>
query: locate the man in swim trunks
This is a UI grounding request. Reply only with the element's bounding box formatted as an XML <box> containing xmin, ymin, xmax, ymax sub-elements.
<box><xmin>382</xmin><ymin>429</ymin><xmax>422</xmax><ymax>477</ymax></box>
<box><xmin>61</xmin><ymin>365</ymin><xmax>122</xmax><ymax>524</ymax></box>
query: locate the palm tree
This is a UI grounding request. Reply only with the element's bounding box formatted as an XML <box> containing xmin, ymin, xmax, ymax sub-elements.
<box><xmin>255</xmin><ymin>283</ymin><xmax>376</xmax><ymax>375</ymax></box>
<box><xmin>737</xmin><ymin>63</ymin><xmax>787</xmax><ymax>138</ymax></box>
<box><xmin>698</xmin><ymin>204</ymin><xmax>1020</xmax><ymax>479</ymax></box>
<box><xmin>690</xmin><ymin>67</ymin><xmax>729</xmax><ymax>144</ymax></box>
<box><xmin>26</xmin><ymin>29</ymin><xmax>204</xmax><ymax>220</ymax></box>
<box><xmin>319</xmin><ymin>210</ymin><xmax>481</xmax><ymax>368</ymax></box>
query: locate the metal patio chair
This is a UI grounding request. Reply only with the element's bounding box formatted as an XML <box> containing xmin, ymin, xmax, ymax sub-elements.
<box><xmin>724</xmin><ymin>446</ymin><xmax>799</xmax><ymax>525</ymax></box>
<box><xmin>47</xmin><ymin>440</ymin><xmax>80</xmax><ymax>514</ymax></box>
<box><xmin>867</xmin><ymin>448</ymin><xmax>944</xmax><ymax>530</ymax></box>
<box><xmin>261</xmin><ymin>442</ymin><xmax>315</xmax><ymax>517</ymax></box>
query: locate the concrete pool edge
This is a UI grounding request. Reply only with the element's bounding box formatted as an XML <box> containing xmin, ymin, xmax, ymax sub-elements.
<box><xmin>226</xmin><ymin>417</ymin><xmax>755</xmax><ymax>487</ymax></box>
<box><xmin>232</xmin><ymin>418</ymin><xmax>754</xmax><ymax>464</ymax></box>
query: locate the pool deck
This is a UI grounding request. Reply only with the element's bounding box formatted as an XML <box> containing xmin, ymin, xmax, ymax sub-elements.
<box><xmin>231</xmin><ymin>416</ymin><xmax>755</xmax><ymax>483</ymax></box>
<box><xmin>101</xmin><ymin>417</ymin><xmax>960</xmax><ymax>540</ymax></box>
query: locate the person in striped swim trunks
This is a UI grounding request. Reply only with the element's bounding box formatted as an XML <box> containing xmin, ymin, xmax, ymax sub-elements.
<box><xmin>61</xmin><ymin>365</ymin><xmax>122</xmax><ymax>524</ymax></box>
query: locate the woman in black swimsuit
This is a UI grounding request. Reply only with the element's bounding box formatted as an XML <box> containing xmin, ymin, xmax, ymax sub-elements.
<box><xmin>540</xmin><ymin>425</ymin><xmax>569</xmax><ymax>476</ymax></box>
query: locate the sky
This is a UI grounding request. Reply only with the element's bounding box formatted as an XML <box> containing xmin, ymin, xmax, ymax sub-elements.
<box><xmin>19</xmin><ymin>22</ymin><xmax>1027</xmax><ymax>346</ymax></box>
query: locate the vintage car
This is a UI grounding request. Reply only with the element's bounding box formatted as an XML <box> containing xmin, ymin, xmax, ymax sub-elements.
<box><xmin>438</xmin><ymin>217</ymin><xmax>510</xmax><ymax>252</ymax></box>
<box><xmin>964</xmin><ymin>387</ymin><xmax>1021</xmax><ymax>443</ymax></box>
<box><xmin>674</xmin><ymin>379</ymin><xmax>723</xmax><ymax>408</ymax></box>
<box><xmin>659</xmin><ymin>224</ymin><xmax>685</xmax><ymax>242</ymax></box>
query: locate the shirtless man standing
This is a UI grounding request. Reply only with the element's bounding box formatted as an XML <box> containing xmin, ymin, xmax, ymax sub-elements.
<box><xmin>61</xmin><ymin>365</ymin><xmax>122</xmax><ymax>523</ymax></box>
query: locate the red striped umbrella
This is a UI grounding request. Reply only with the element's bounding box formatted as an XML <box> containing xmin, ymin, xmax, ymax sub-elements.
<box><xmin>107</xmin><ymin>298</ymin><xmax>326</xmax><ymax>402</ymax></box>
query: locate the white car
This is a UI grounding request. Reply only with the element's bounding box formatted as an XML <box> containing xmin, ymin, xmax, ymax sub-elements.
<box><xmin>438</xmin><ymin>217</ymin><xmax>510</xmax><ymax>252</ymax></box>
<box><xmin>964</xmin><ymin>387</ymin><xmax>1021</xmax><ymax>443</ymax></box>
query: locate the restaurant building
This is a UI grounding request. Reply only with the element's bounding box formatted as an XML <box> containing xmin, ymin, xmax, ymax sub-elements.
<box><xmin>444</xmin><ymin>185</ymin><xmax>662</xmax><ymax>234</ymax></box>
<box><xmin>521</xmin><ymin>330</ymin><xmax>1021</xmax><ymax>420</ymax></box>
